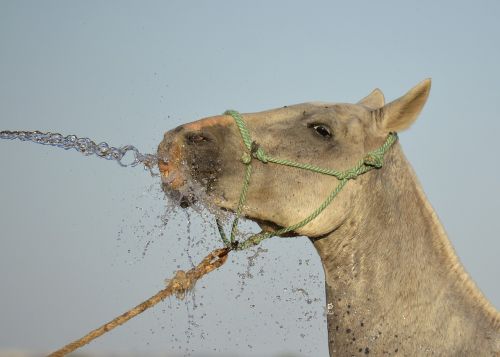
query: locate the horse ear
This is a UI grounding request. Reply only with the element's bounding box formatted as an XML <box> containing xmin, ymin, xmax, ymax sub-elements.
<box><xmin>374</xmin><ymin>79</ymin><xmax>431</xmax><ymax>132</ymax></box>
<box><xmin>358</xmin><ymin>88</ymin><xmax>385</xmax><ymax>109</ymax></box>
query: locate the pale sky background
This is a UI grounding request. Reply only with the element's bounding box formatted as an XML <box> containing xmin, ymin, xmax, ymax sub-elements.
<box><xmin>0</xmin><ymin>1</ymin><xmax>499</xmax><ymax>356</ymax></box>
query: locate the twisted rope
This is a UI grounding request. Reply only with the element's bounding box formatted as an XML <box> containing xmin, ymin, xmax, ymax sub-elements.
<box><xmin>220</xmin><ymin>109</ymin><xmax>398</xmax><ymax>250</ymax></box>
<box><xmin>48</xmin><ymin>247</ymin><xmax>230</xmax><ymax>357</ymax></box>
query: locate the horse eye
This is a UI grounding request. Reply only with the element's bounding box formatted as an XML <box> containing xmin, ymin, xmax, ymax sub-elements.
<box><xmin>309</xmin><ymin>124</ymin><xmax>332</xmax><ymax>138</ymax></box>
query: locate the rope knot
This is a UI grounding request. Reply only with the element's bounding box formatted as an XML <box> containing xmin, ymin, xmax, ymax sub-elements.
<box><xmin>363</xmin><ymin>153</ymin><xmax>384</xmax><ymax>168</ymax></box>
<box><xmin>241</xmin><ymin>152</ymin><xmax>252</xmax><ymax>164</ymax></box>
<box><xmin>251</xmin><ymin>141</ymin><xmax>268</xmax><ymax>163</ymax></box>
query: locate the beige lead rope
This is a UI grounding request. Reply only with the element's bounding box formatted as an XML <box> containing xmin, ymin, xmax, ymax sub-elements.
<box><xmin>48</xmin><ymin>247</ymin><xmax>230</xmax><ymax>357</ymax></box>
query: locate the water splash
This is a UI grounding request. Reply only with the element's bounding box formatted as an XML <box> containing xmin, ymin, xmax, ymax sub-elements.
<box><xmin>235</xmin><ymin>246</ymin><xmax>268</xmax><ymax>298</ymax></box>
<box><xmin>185</xmin><ymin>210</ymin><xmax>195</xmax><ymax>267</ymax></box>
<box><xmin>1</xmin><ymin>127</ymin><xmax>329</xmax><ymax>355</ymax></box>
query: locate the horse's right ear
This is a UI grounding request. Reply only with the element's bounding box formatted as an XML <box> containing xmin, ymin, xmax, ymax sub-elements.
<box><xmin>373</xmin><ymin>79</ymin><xmax>431</xmax><ymax>133</ymax></box>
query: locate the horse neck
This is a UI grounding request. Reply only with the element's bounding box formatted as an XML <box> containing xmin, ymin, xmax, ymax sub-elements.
<box><xmin>311</xmin><ymin>143</ymin><xmax>499</xmax><ymax>355</ymax></box>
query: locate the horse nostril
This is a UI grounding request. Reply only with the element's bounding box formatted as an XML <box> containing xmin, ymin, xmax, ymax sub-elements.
<box><xmin>186</xmin><ymin>132</ymin><xmax>210</xmax><ymax>144</ymax></box>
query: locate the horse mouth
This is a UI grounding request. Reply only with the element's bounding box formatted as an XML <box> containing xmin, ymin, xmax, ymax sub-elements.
<box><xmin>159</xmin><ymin>169</ymin><xmax>195</xmax><ymax>209</ymax></box>
<box><xmin>156</xmin><ymin>152</ymin><xmax>192</xmax><ymax>208</ymax></box>
<box><xmin>161</xmin><ymin>184</ymin><xmax>196</xmax><ymax>208</ymax></box>
<box><xmin>158</xmin><ymin>155</ymin><xmax>185</xmax><ymax>188</ymax></box>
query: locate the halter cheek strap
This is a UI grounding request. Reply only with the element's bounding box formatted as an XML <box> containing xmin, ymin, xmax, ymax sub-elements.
<box><xmin>217</xmin><ymin>109</ymin><xmax>398</xmax><ymax>250</ymax></box>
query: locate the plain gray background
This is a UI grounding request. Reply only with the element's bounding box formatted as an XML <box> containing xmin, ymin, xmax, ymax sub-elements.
<box><xmin>0</xmin><ymin>1</ymin><xmax>499</xmax><ymax>356</ymax></box>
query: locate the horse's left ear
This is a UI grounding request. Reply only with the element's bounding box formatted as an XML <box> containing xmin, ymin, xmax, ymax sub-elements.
<box><xmin>374</xmin><ymin>78</ymin><xmax>431</xmax><ymax>132</ymax></box>
<box><xmin>358</xmin><ymin>88</ymin><xmax>385</xmax><ymax>109</ymax></box>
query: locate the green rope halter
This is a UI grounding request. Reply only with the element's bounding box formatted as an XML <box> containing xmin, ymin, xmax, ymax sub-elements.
<box><xmin>217</xmin><ymin>109</ymin><xmax>398</xmax><ymax>251</ymax></box>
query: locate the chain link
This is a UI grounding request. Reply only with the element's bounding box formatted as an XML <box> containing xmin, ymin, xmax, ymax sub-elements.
<box><xmin>0</xmin><ymin>130</ymin><xmax>158</xmax><ymax>173</ymax></box>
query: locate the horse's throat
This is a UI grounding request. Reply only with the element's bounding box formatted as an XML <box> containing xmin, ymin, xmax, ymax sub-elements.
<box><xmin>311</xmin><ymin>150</ymin><xmax>499</xmax><ymax>355</ymax></box>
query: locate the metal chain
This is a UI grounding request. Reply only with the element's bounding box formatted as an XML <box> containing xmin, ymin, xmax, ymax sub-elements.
<box><xmin>0</xmin><ymin>130</ymin><xmax>158</xmax><ymax>173</ymax></box>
